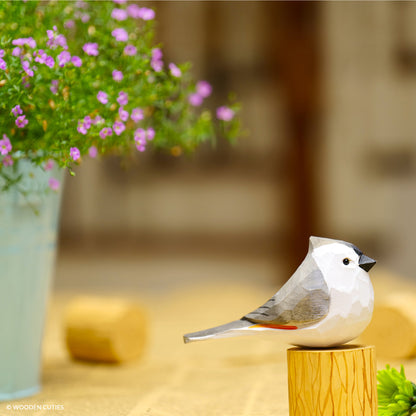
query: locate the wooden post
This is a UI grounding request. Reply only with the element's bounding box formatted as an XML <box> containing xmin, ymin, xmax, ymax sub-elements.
<box><xmin>267</xmin><ymin>2</ymin><xmax>322</xmax><ymax>272</ymax></box>
<box><xmin>287</xmin><ymin>345</ymin><xmax>377</xmax><ymax>416</ymax></box>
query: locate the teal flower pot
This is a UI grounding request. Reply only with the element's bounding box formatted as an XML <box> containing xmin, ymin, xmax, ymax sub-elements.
<box><xmin>0</xmin><ymin>161</ymin><xmax>63</xmax><ymax>401</ymax></box>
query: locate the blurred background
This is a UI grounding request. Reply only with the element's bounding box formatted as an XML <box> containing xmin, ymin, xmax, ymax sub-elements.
<box><xmin>56</xmin><ymin>1</ymin><xmax>416</xmax><ymax>294</ymax></box>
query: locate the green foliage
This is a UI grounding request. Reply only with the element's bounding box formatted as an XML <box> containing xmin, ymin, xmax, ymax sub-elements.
<box><xmin>378</xmin><ymin>365</ymin><xmax>416</xmax><ymax>416</ymax></box>
<box><xmin>0</xmin><ymin>0</ymin><xmax>242</xmax><ymax>189</ymax></box>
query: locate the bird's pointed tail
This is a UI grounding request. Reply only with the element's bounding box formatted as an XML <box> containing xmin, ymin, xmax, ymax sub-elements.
<box><xmin>183</xmin><ymin>319</ymin><xmax>252</xmax><ymax>344</ymax></box>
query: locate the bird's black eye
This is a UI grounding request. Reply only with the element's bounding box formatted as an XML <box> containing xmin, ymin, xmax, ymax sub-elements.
<box><xmin>343</xmin><ymin>258</ymin><xmax>350</xmax><ymax>265</ymax></box>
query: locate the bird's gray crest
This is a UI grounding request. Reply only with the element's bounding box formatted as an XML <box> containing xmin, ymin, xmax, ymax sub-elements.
<box><xmin>309</xmin><ymin>236</ymin><xmax>337</xmax><ymax>251</ymax></box>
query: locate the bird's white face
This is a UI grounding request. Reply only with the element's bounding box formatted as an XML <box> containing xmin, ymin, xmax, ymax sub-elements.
<box><xmin>311</xmin><ymin>242</ymin><xmax>369</xmax><ymax>289</ymax></box>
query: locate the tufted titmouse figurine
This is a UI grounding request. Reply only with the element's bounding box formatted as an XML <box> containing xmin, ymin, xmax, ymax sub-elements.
<box><xmin>183</xmin><ymin>236</ymin><xmax>376</xmax><ymax>348</ymax></box>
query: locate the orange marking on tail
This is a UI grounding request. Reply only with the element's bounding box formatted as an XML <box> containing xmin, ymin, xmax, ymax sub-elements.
<box><xmin>251</xmin><ymin>324</ymin><xmax>298</xmax><ymax>330</ymax></box>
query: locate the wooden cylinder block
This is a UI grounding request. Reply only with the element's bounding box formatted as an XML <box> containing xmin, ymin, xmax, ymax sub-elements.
<box><xmin>65</xmin><ymin>296</ymin><xmax>147</xmax><ymax>363</ymax></box>
<box><xmin>287</xmin><ymin>345</ymin><xmax>377</xmax><ymax>416</ymax></box>
<box><xmin>360</xmin><ymin>293</ymin><xmax>416</xmax><ymax>359</ymax></box>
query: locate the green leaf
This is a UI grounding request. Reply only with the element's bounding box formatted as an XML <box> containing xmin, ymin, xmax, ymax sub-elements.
<box><xmin>0</xmin><ymin>0</ymin><xmax>243</xmax><ymax>189</ymax></box>
<box><xmin>378</xmin><ymin>365</ymin><xmax>416</xmax><ymax>416</ymax></box>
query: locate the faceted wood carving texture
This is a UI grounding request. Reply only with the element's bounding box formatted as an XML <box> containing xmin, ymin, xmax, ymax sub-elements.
<box><xmin>287</xmin><ymin>345</ymin><xmax>377</xmax><ymax>416</ymax></box>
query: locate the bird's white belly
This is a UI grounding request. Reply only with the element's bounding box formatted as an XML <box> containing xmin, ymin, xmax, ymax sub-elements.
<box><xmin>286</xmin><ymin>278</ymin><xmax>374</xmax><ymax>347</ymax></box>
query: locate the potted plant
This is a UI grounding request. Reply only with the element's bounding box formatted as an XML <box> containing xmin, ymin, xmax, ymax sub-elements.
<box><xmin>0</xmin><ymin>0</ymin><xmax>241</xmax><ymax>400</ymax></box>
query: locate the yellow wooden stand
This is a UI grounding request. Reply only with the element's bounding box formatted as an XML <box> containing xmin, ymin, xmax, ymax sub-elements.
<box><xmin>287</xmin><ymin>345</ymin><xmax>377</xmax><ymax>416</ymax></box>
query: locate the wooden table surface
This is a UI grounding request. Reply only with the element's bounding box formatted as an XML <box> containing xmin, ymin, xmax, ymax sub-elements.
<box><xmin>1</xmin><ymin>257</ymin><xmax>416</xmax><ymax>415</ymax></box>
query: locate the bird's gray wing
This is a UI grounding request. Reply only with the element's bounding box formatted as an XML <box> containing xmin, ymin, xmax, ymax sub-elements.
<box><xmin>244</xmin><ymin>269</ymin><xmax>329</xmax><ymax>328</ymax></box>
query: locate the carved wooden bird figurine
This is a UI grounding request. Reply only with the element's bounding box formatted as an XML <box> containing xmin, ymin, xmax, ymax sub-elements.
<box><xmin>184</xmin><ymin>236</ymin><xmax>376</xmax><ymax>348</ymax></box>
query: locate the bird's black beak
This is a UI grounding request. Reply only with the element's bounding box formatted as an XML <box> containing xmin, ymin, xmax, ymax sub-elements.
<box><xmin>359</xmin><ymin>254</ymin><xmax>376</xmax><ymax>272</ymax></box>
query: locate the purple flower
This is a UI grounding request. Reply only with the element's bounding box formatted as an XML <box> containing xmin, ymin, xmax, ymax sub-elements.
<box><xmin>138</xmin><ymin>7</ymin><xmax>155</xmax><ymax>20</ymax></box>
<box><xmin>56</xmin><ymin>34</ymin><xmax>68</xmax><ymax>49</ymax></box>
<box><xmin>3</xmin><ymin>155</ymin><xmax>13</xmax><ymax>167</ymax></box>
<box><xmin>151</xmin><ymin>59</ymin><xmax>163</xmax><ymax>72</ymax></box>
<box><xmin>88</xmin><ymin>146</ymin><xmax>98</xmax><ymax>158</ymax></box>
<box><xmin>34</xmin><ymin>49</ymin><xmax>46</xmax><ymax>64</ymax></box>
<box><xmin>97</xmin><ymin>91</ymin><xmax>108</xmax><ymax>105</ymax></box>
<box><xmin>46</xmin><ymin>29</ymin><xmax>67</xmax><ymax>50</ymax></box>
<box><xmin>113</xmin><ymin>0</ymin><xmax>127</xmax><ymax>4</ymax></box>
<box><xmin>99</xmin><ymin>127</ymin><xmax>113</xmax><ymax>139</ymax></box>
<box><xmin>44</xmin><ymin>159</ymin><xmax>54</xmax><ymax>171</ymax></box>
<box><xmin>70</xmin><ymin>147</ymin><xmax>80</xmax><ymax>161</ymax></box>
<box><xmin>0</xmin><ymin>135</ymin><xmax>12</xmax><ymax>155</ymax></box>
<box><xmin>151</xmin><ymin>48</ymin><xmax>163</xmax><ymax>72</ymax></box>
<box><xmin>152</xmin><ymin>48</ymin><xmax>163</xmax><ymax>61</ymax></box>
<box><xmin>12</xmin><ymin>37</ymin><xmax>36</xmax><ymax>48</ymax></box>
<box><xmin>117</xmin><ymin>91</ymin><xmax>128</xmax><ymax>106</ymax></box>
<box><xmin>169</xmin><ymin>63</ymin><xmax>182</xmax><ymax>78</ymax></box>
<box><xmin>131</xmin><ymin>108</ymin><xmax>144</xmax><ymax>122</ymax></box>
<box><xmin>16</xmin><ymin>115</ymin><xmax>28</xmax><ymax>128</ymax></box>
<box><xmin>83</xmin><ymin>42</ymin><xmax>98</xmax><ymax>56</ymax></box>
<box><xmin>45</xmin><ymin>56</ymin><xmax>55</xmax><ymax>68</ymax></box>
<box><xmin>11</xmin><ymin>38</ymin><xmax>24</xmax><ymax>46</ymax></box>
<box><xmin>0</xmin><ymin>50</ymin><xmax>4</xmax><ymax>58</ymax></box>
<box><xmin>188</xmin><ymin>93</ymin><xmax>203</xmax><ymax>107</ymax></box>
<box><xmin>124</xmin><ymin>45</ymin><xmax>137</xmax><ymax>56</ymax></box>
<box><xmin>146</xmin><ymin>127</ymin><xmax>155</xmax><ymax>141</ymax></box>
<box><xmin>134</xmin><ymin>128</ymin><xmax>146</xmax><ymax>144</ymax></box>
<box><xmin>81</xmin><ymin>13</ymin><xmax>90</xmax><ymax>23</ymax></box>
<box><xmin>0</xmin><ymin>59</ymin><xmax>6</xmax><ymax>71</ymax></box>
<box><xmin>112</xmin><ymin>70</ymin><xmax>123</xmax><ymax>82</ymax></box>
<box><xmin>134</xmin><ymin>127</ymin><xmax>154</xmax><ymax>144</ymax></box>
<box><xmin>12</xmin><ymin>47</ymin><xmax>21</xmax><ymax>57</ymax></box>
<box><xmin>64</xmin><ymin>20</ymin><xmax>75</xmax><ymax>29</ymax></box>
<box><xmin>48</xmin><ymin>177</ymin><xmax>60</xmax><ymax>191</ymax></box>
<box><xmin>134</xmin><ymin>129</ymin><xmax>146</xmax><ymax>151</ymax></box>
<box><xmin>77</xmin><ymin>116</ymin><xmax>92</xmax><ymax>135</ymax></box>
<box><xmin>11</xmin><ymin>105</ymin><xmax>23</xmax><ymax>117</ymax></box>
<box><xmin>112</xmin><ymin>28</ymin><xmax>129</xmax><ymax>42</ymax></box>
<box><xmin>111</xmin><ymin>8</ymin><xmax>128</xmax><ymax>21</ymax></box>
<box><xmin>57</xmin><ymin>51</ymin><xmax>71</xmax><ymax>67</ymax></box>
<box><xmin>71</xmin><ymin>56</ymin><xmax>82</xmax><ymax>67</ymax></box>
<box><xmin>119</xmin><ymin>107</ymin><xmax>129</xmax><ymax>122</ymax></box>
<box><xmin>50</xmin><ymin>80</ymin><xmax>59</xmax><ymax>94</ymax></box>
<box><xmin>83</xmin><ymin>116</ymin><xmax>92</xmax><ymax>129</ymax></box>
<box><xmin>92</xmin><ymin>115</ymin><xmax>104</xmax><ymax>125</ymax></box>
<box><xmin>28</xmin><ymin>37</ymin><xmax>36</xmax><ymax>48</ymax></box>
<box><xmin>22</xmin><ymin>60</ymin><xmax>34</xmax><ymax>77</ymax></box>
<box><xmin>33</xmin><ymin>49</ymin><xmax>55</xmax><ymax>68</ymax></box>
<box><xmin>127</xmin><ymin>4</ymin><xmax>141</xmax><ymax>18</ymax></box>
<box><xmin>113</xmin><ymin>121</ymin><xmax>126</xmax><ymax>136</ymax></box>
<box><xmin>152</xmin><ymin>49</ymin><xmax>163</xmax><ymax>61</ymax></box>
<box><xmin>216</xmin><ymin>106</ymin><xmax>235</xmax><ymax>121</ymax></box>
<box><xmin>77</xmin><ymin>120</ymin><xmax>88</xmax><ymax>135</ymax></box>
<box><xmin>196</xmin><ymin>81</ymin><xmax>212</xmax><ymax>98</ymax></box>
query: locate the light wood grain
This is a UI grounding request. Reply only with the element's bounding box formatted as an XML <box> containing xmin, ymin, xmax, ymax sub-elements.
<box><xmin>65</xmin><ymin>296</ymin><xmax>147</xmax><ymax>363</ymax></box>
<box><xmin>1</xmin><ymin>283</ymin><xmax>415</xmax><ymax>416</ymax></box>
<box><xmin>287</xmin><ymin>345</ymin><xmax>377</xmax><ymax>416</ymax></box>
